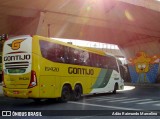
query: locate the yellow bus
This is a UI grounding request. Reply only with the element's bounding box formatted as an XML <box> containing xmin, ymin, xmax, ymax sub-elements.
<box><xmin>2</xmin><ymin>35</ymin><xmax>124</xmax><ymax>102</ymax></box>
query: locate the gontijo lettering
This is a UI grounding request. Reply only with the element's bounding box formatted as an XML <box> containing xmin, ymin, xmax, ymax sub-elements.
<box><xmin>68</xmin><ymin>67</ymin><xmax>94</xmax><ymax>75</ymax></box>
<box><xmin>4</xmin><ymin>54</ymin><xmax>31</xmax><ymax>61</ymax></box>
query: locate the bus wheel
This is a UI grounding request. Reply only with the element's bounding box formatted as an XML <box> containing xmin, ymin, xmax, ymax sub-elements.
<box><xmin>59</xmin><ymin>85</ymin><xmax>71</xmax><ymax>102</ymax></box>
<box><xmin>113</xmin><ymin>83</ymin><xmax>118</xmax><ymax>94</ymax></box>
<box><xmin>73</xmin><ymin>85</ymin><xmax>82</xmax><ymax>101</ymax></box>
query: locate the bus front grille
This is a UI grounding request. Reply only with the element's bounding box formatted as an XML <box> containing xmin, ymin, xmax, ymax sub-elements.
<box><xmin>5</xmin><ymin>61</ymin><xmax>29</xmax><ymax>69</ymax></box>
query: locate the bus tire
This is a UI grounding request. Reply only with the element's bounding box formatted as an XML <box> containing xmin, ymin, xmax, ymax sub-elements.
<box><xmin>113</xmin><ymin>83</ymin><xmax>118</xmax><ymax>94</ymax></box>
<box><xmin>59</xmin><ymin>85</ymin><xmax>71</xmax><ymax>102</ymax></box>
<box><xmin>72</xmin><ymin>85</ymin><xmax>82</xmax><ymax>101</ymax></box>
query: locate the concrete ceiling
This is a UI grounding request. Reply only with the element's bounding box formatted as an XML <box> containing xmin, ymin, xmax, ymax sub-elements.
<box><xmin>0</xmin><ymin>0</ymin><xmax>160</xmax><ymax>58</ymax></box>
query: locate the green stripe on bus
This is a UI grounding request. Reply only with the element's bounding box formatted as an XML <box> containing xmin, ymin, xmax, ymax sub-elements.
<box><xmin>92</xmin><ymin>69</ymin><xmax>113</xmax><ymax>88</ymax></box>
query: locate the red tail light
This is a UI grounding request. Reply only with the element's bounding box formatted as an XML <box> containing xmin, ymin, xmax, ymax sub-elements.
<box><xmin>2</xmin><ymin>71</ymin><xmax>6</xmax><ymax>87</ymax></box>
<box><xmin>28</xmin><ymin>70</ymin><xmax>37</xmax><ymax>88</ymax></box>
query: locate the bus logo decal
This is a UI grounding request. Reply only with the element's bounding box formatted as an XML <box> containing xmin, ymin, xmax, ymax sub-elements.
<box><xmin>8</xmin><ymin>39</ymin><xmax>25</xmax><ymax>50</ymax></box>
<box><xmin>68</xmin><ymin>67</ymin><xmax>94</xmax><ymax>75</ymax></box>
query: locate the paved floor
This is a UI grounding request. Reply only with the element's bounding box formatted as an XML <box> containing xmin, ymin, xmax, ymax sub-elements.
<box><xmin>0</xmin><ymin>86</ymin><xmax>160</xmax><ymax>119</ymax></box>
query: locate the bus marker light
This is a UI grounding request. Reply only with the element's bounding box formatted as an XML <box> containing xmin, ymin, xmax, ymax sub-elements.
<box><xmin>13</xmin><ymin>91</ymin><xmax>19</xmax><ymax>94</ymax></box>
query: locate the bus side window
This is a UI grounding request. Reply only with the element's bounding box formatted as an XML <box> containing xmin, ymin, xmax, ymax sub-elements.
<box><xmin>90</xmin><ymin>53</ymin><xmax>94</xmax><ymax>67</ymax></box>
<box><xmin>100</xmin><ymin>56</ymin><xmax>107</xmax><ymax>68</ymax></box>
<box><xmin>99</xmin><ymin>55</ymin><xmax>105</xmax><ymax>68</ymax></box>
<box><xmin>47</xmin><ymin>43</ymin><xmax>57</xmax><ymax>62</ymax></box>
<box><xmin>79</xmin><ymin>51</ymin><xmax>90</xmax><ymax>66</ymax></box>
<box><xmin>74</xmin><ymin>49</ymin><xmax>81</xmax><ymax>65</ymax></box>
<box><xmin>55</xmin><ymin>44</ymin><xmax>65</xmax><ymax>63</ymax></box>
<box><xmin>40</xmin><ymin>40</ymin><xmax>63</xmax><ymax>63</ymax></box>
<box><xmin>90</xmin><ymin>53</ymin><xmax>99</xmax><ymax>67</ymax></box>
<box><xmin>40</xmin><ymin>40</ymin><xmax>48</xmax><ymax>58</ymax></box>
<box><xmin>64</xmin><ymin>46</ymin><xmax>70</xmax><ymax>63</ymax></box>
<box><xmin>68</xmin><ymin>48</ymin><xmax>78</xmax><ymax>65</ymax></box>
<box><xmin>108</xmin><ymin>57</ymin><xmax>119</xmax><ymax>72</ymax></box>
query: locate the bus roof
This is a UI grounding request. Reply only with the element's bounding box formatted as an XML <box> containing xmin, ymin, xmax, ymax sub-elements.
<box><xmin>79</xmin><ymin>47</ymin><xmax>106</xmax><ymax>56</ymax></box>
<box><xmin>34</xmin><ymin>35</ymin><xmax>114</xmax><ymax>57</ymax></box>
<box><xmin>6</xmin><ymin>35</ymin><xmax>116</xmax><ymax>58</ymax></box>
